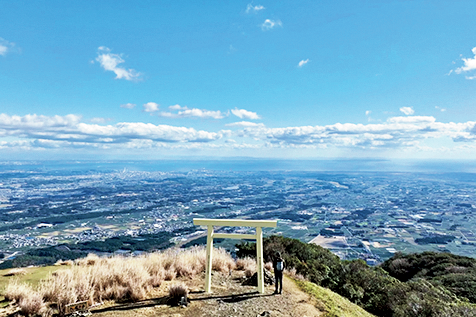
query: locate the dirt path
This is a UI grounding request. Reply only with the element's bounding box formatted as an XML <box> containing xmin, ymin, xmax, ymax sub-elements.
<box><xmin>91</xmin><ymin>272</ymin><xmax>323</xmax><ymax>317</ymax></box>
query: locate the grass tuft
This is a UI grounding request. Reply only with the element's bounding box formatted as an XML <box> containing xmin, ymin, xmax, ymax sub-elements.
<box><xmin>168</xmin><ymin>282</ymin><xmax>188</xmax><ymax>306</ymax></box>
<box><xmin>54</xmin><ymin>259</ymin><xmax>74</xmax><ymax>266</ymax></box>
<box><xmin>3</xmin><ymin>268</ymin><xmax>27</xmax><ymax>277</ymax></box>
<box><xmin>18</xmin><ymin>291</ymin><xmax>44</xmax><ymax>316</ymax></box>
<box><xmin>285</xmin><ymin>267</ymin><xmax>305</xmax><ymax>281</ymax></box>
<box><xmin>4</xmin><ymin>279</ymin><xmax>34</xmax><ymax>302</ymax></box>
<box><xmin>212</xmin><ymin>248</ymin><xmax>236</xmax><ymax>273</ymax></box>
<box><xmin>236</xmin><ymin>257</ymin><xmax>256</xmax><ymax>272</ymax></box>
<box><xmin>4</xmin><ymin>246</ymin><xmax>235</xmax><ymax>315</ymax></box>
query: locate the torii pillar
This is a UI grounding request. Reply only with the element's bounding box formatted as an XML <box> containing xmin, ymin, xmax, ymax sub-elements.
<box><xmin>193</xmin><ymin>218</ymin><xmax>277</xmax><ymax>294</ymax></box>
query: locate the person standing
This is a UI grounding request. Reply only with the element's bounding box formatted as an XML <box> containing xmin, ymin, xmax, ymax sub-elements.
<box><xmin>273</xmin><ymin>251</ymin><xmax>285</xmax><ymax>294</ymax></box>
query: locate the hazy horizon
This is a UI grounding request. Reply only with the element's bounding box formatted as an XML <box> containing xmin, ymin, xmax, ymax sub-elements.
<box><xmin>2</xmin><ymin>158</ymin><xmax>476</xmax><ymax>174</ymax></box>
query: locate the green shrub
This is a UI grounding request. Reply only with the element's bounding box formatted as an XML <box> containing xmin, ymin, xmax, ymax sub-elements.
<box><xmin>382</xmin><ymin>251</ymin><xmax>476</xmax><ymax>303</ymax></box>
<box><xmin>236</xmin><ymin>236</ymin><xmax>476</xmax><ymax>317</ymax></box>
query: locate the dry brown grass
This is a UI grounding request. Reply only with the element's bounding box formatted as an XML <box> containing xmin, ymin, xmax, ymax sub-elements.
<box><xmin>285</xmin><ymin>267</ymin><xmax>306</xmax><ymax>281</ymax></box>
<box><xmin>237</xmin><ymin>256</ymin><xmax>257</xmax><ymax>277</ymax></box>
<box><xmin>75</xmin><ymin>253</ymin><xmax>102</xmax><ymax>266</ymax></box>
<box><xmin>211</xmin><ymin>247</ymin><xmax>236</xmax><ymax>273</ymax></box>
<box><xmin>168</xmin><ymin>282</ymin><xmax>188</xmax><ymax>306</ymax></box>
<box><xmin>236</xmin><ymin>257</ymin><xmax>256</xmax><ymax>271</ymax></box>
<box><xmin>4</xmin><ymin>279</ymin><xmax>46</xmax><ymax>316</ymax></box>
<box><xmin>3</xmin><ymin>268</ymin><xmax>27</xmax><ymax>277</ymax></box>
<box><xmin>54</xmin><ymin>259</ymin><xmax>74</xmax><ymax>266</ymax></box>
<box><xmin>264</xmin><ymin>261</ymin><xmax>273</xmax><ymax>271</ymax></box>
<box><xmin>164</xmin><ymin>269</ymin><xmax>177</xmax><ymax>281</ymax></box>
<box><xmin>4</xmin><ymin>279</ymin><xmax>35</xmax><ymax>302</ymax></box>
<box><xmin>244</xmin><ymin>268</ymin><xmax>255</xmax><ymax>278</ymax></box>
<box><xmin>5</xmin><ymin>246</ymin><xmax>236</xmax><ymax>316</ymax></box>
<box><xmin>18</xmin><ymin>292</ymin><xmax>45</xmax><ymax>316</ymax></box>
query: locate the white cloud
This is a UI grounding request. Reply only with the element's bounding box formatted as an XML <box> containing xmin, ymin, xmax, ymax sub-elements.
<box><xmin>169</xmin><ymin>104</ymin><xmax>187</xmax><ymax>110</ymax></box>
<box><xmin>235</xmin><ymin>115</ymin><xmax>476</xmax><ymax>150</ymax></box>
<box><xmin>298</xmin><ymin>59</ymin><xmax>310</xmax><ymax>67</ymax></box>
<box><xmin>400</xmin><ymin>107</ymin><xmax>414</xmax><ymax>115</ymax></box>
<box><xmin>0</xmin><ymin>113</ymin><xmax>222</xmax><ymax>146</ymax></box>
<box><xmin>231</xmin><ymin>108</ymin><xmax>261</xmax><ymax>120</ymax></box>
<box><xmin>387</xmin><ymin>116</ymin><xmax>435</xmax><ymax>124</ymax></box>
<box><xmin>455</xmin><ymin>47</ymin><xmax>476</xmax><ymax>79</ymax></box>
<box><xmin>365</xmin><ymin>110</ymin><xmax>371</xmax><ymax>116</ymax></box>
<box><xmin>121</xmin><ymin>103</ymin><xmax>136</xmax><ymax>109</ymax></box>
<box><xmin>261</xmin><ymin>19</ymin><xmax>282</xmax><ymax>31</ymax></box>
<box><xmin>0</xmin><ymin>38</ymin><xmax>16</xmax><ymax>56</ymax></box>
<box><xmin>143</xmin><ymin>102</ymin><xmax>160</xmax><ymax>113</ymax></box>
<box><xmin>226</xmin><ymin>121</ymin><xmax>265</xmax><ymax>128</ymax></box>
<box><xmin>435</xmin><ymin>106</ymin><xmax>446</xmax><ymax>112</ymax></box>
<box><xmin>0</xmin><ymin>44</ymin><xmax>8</xmax><ymax>56</ymax></box>
<box><xmin>90</xmin><ymin>117</ymin><xmax>111</xmax><ymax>124</ymax></box>
<box><xmin>95</xmin><ymin>46</ymin><xmax>141</xmax><ymax>81</ymax></box>
<box><xmin>159</xmin><ymin>108</ymin><xmax>225</xmax><ymax>119</ymax></box>
<box><xmin>246</xmin><ymin>3</ymin><xmax>265</xmax><ymax>13</ymax></box>
<box><xmin>3</xmin><ymin>112</ymin><xmax>476</xmax><ymax>155</ymax></box>
<box><xmin>0</xmin><ymin>113</ymin><xmax>82</xmax><ymax>129</ymax></box>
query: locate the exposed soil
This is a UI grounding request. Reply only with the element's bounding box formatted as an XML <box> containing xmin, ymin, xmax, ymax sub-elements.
<box><xmin>90</xmin><ymin>271</ymin><xmax>323</xmax><ymax>317</ymax></box>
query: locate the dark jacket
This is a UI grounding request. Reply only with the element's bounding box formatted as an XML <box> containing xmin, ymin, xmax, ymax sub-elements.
<box><xmin>273</xmin><ymin>256</ymin><xmax>285</xmax><ymax>272</ymax></box>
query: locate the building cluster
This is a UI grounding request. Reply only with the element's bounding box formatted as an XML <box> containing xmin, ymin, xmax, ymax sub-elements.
<box><xmin>1</xmin><ymin>168</ymin><xmax>475</xmax><ymax>264</ymax></box>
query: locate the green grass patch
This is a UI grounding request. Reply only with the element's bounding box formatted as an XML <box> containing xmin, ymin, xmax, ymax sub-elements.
<box><xmin>294</xmin><ymin>279</ymin><xmax>375</xmax><ymax>317</ymax></box>
<box><xmin>0</xmin><ymin>266</ymin><xmax>63</xmax><ymax>294</ymax></box>
<box><xmin>0</xmin><ymin>298</ymin><xmax>9</xmax><ymax>308</ymax></box>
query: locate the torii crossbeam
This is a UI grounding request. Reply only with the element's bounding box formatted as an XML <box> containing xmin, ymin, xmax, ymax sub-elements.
<box><xmin>193</xmin><ymin>218</ymin><xmax>277</xmax><ymax>293</ymax></box>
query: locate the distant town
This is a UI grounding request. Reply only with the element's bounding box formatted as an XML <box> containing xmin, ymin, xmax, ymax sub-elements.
<box><xmin>0</xmin><ymin>161</ymin><xmax>475</xmax><ymax>266</ymax></box>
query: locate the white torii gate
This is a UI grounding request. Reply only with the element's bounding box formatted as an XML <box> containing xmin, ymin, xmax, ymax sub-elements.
<box><xmin>193</xmin><ymin>218</ymin><xmax>277</xmax><ymax>294</ymax></box>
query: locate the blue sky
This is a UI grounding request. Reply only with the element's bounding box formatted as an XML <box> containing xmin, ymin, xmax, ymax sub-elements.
<box><xmin>1</xmin><ymin>0</ymin><xmax>476</xmax><ymax>160</ymax></box>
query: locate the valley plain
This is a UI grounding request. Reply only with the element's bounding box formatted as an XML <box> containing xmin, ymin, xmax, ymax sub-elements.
<box><xmin>1</xmin><ymin>160</ymin><xmax>475</xmax><ymax>267</ymax></box>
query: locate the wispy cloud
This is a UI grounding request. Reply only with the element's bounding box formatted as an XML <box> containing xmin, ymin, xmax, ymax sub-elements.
<box><xmin>400</xmin><ymin>107</ymin><xmax>414</xmax><ymax>115</ymax></box>
<box><xmin>121</xmin><ymin>103</ymin><xmax>136</xmax><ymax>109</ymax></box>
<box><xmin>95</xmin><ymin>46</ymin><xmax>141</xmax><ymax>81</ymax></box>
<box><xmin>228</xmin><ymin>44</ymin><xmax>237</xmax><ymax>54</ymax></box>
<box><xmin>0</xmin><ymin>38</ymin><xmax>17</xmax><ymax>56</ymax></box>
<box><xmin>231</xmin><ymin>108</ymin><xmax>261</xmax><ymax>120</ymax></box>
<box><xmin>261</xmin><ymin>19</ymin><xmax>282</xmax><ymax>31</ymax></box>
<box><xmin>226</xmin><ymin>121</ymin><xmax>265</xmax><ymax>128</ymax></box>
<box><xmin>90</xmin><ymin>117</ymin><xmax>112</xmax><ymax>124</ymax></box>
<box><xmin>169</xmin><ymin>104</ymin><xmax>187</xmax><ymax>110</ymax></box>
<box><xmin>143</xmin><ymin>102</ymin><xmax>160</xmax><ymax>113</ymax></box>
<box><xmin>159</xmin><ymin>105</ymin><xmax>225</xmax><ymax>119</ymax></box>
<box><xmin>387</xmin><ymin>116</ymin><xmax>435</xmax><ymax>124</ymax></box>
<box><xmin>246</xmin><ymin>3</ymin><xmax>265</xmax><ymax>14</ymax></box>
<box><xmin>455</xmin><ymin>47</ymin><xmax>476</xmax><ymax>79</ymax></box>
<box><xmin>435</xmin><ymin>106</ymin><xmax>446</xmax><ymax>112</ymax></box>
<box><xmin>298</xmin><ymin>59</ymin><xmax>310</xmax><ymax>67</ymax></box>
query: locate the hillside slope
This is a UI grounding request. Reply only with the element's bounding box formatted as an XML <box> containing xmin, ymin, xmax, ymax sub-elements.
<box><xmin>0</xmin><ymin>262</ymin><xmax>374</xmax><ymax>317</ymax></box>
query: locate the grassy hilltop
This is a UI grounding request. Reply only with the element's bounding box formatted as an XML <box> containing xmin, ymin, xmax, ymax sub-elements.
<box><xmin>1</xmin><ymin>236</ymin><xmax>476</xmax><ymax>316</ymax></box>
<box><xmin>0</xmin><ymin>245</ymin><xmax>372</xmax><ymax>317</ymax></box>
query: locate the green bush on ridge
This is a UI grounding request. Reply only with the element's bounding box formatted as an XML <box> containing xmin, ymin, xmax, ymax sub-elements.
<box><xmin>236</xmin><ymin>235</ymin><xmax>476</xmax><ymax>317</ymax></box>
<box><xmin>382</xmin><ymin>251</ymin><xmax>476</xmax><ymax>303</ymax></box>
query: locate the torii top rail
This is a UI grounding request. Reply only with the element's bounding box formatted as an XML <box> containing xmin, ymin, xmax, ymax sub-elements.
<box><xmin>193</xmin><ymin>218</ymin><xmax>277</xmax><ymax>294</ymax></box>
